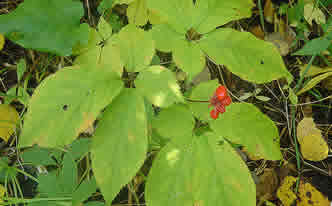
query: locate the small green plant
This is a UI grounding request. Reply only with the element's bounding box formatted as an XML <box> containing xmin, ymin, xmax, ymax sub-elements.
<box><xmin>7</xmin><ymin>0</ymin><xmax>299</xmax><ymax>205</ymax></box>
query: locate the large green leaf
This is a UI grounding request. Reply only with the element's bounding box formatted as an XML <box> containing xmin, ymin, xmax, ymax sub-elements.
<box><xmin>293</xmin><ymin>37</ymin><xmax>331</xmax><ymax>55</ymax></box>
<box><xmin>173</xmin><ymin>40</ymin><xmax>206</xmax><ymax>79</ymax></box>
<box><xmin>135</xmin><ymin>65</ymin><xmax>184</xmax><ymax>107</ymax></box>
<box><xmin>152</xmin><ymin>104</ymin><xmax>194</xmax><ymax>138</ymax></box>
<box><xmin>91</xmin><ymin>89</ymin><xmax>147</xmax><ymax>204</ymax></box>
<box><xmin>146</xmin><ymin>0</ymin><xmax>194</xmax><ymax>33</ymax></box>
<box><xmin>199</xmin><ymin>29</ymin><xmax>293</xmax><ymax>84</ymax></box>
<box><xmin>0</xmin><ymin>0</ymin><xmax>89</xmax><ymax>56</ymax></box>
<box><xmin>58</xmin><ymin>154</ymin><xmax>77</xmax><ymax>194</ymax></box>
<box><xmin>210</xmin><ymin>103</ymin><xmax>281</xmax><ymax>160</ymax></box>
<box><xmin>145</xmin><ymin>133</ymin><xmax>255</xmax><ymax>206</ymax></box>
<box><xmin>74</xmin><ymin>18</ymin><xmax>123</xmax><ymax>76</ymax></box>
<box><xmin>72</xmin><ymin>178</ymin><xmax>97</xmax><ymax>206</ymax></box>
<box><xmin>149</xmin><ymin>24</ymin><xmax>184</xmax><ymax>52</ymax></box>
<box><xmin>114</xmin><ymin>24</ymin><xmax>155</xmax><ymax>72</ymax></box>
<box><xmin>193</xmin><ymin>0</ymin><xmax>254</xmax><ymax>34</ymax></box>
<box><xmin>19</xmin><ymin>66</ymin><xmax>123</xmax><ymax>148</ymax></box>
<box><xmin>188</xmin><ymin>80</ymin><xmax>220</xmax><ymax>121</ymax></box>
<box><xmin>127</xmin><ymin>0</ymin><xmax>148</xmax><ymax>26</ymax></box>
<box><xmin>147</xmin><ymin>0</ymin><xmax>253</xmax><ymax>34</ymax></box>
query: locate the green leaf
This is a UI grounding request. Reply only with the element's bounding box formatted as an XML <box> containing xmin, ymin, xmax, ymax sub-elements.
<box><xmin>0</xmin><ymin>0</ymin><xmax>89</xmax><ymax>56</ymax></box>
<box><xmin>16</xmin><ymin>59</ymin><xmax>26</xmax><ymax>82</ymax></box>
<box><xmin>255</xmin><ymin>96</ymin><xmax>271</xmax><ymax>101</ymax></box>
<box><xmin>199</xmin><ymin>29</ymin><xmax>293</xmax><ymax>84</ymax></box>
<box><xmin>19</xmin><ymin>66</ymin><xmax>123</xmax><ymax>148</ymax></box>
<box><xmin>210</xmin><ymin>103</ymin><xmax>281</xmax><ymax>160</ymax></box>
<box><xmin>127</xmin><ymin>0</ymin><xmax>148</xmax><ymax>26</ymax></box>
<box><xmin>135</xmin><ymin>65</ymin><xmax>184</xmax><ymax>107</ymax></box>
<box><xmin>297</xmin><ymin>72</ymin><xmax>332</xmax><ymax>95</ymax></box>
<box><xmin>147</xmin><ymin>0</ymin><xmax>253</xmax><ymax>34</ymax></box>
<box><xmin>153</xmin><ymin>104</ymin><xmax>194</xmax><ymax>138</ymax></box>
<box><xmin>115</xmin><ymin>24</ymin><xmax>155</xmax><ymax>72</ymax></box>
<box><xmin>288</xmin><ymin>88</ymin><xmax>298</xmax><ymax>105</ymax></box>
<box><xmin>194</xmin><ymin>0</ymin><xmax>254</xmax><ymax>34</ymax></box>
<box><xmin>293</xmin><ymin>37</ymin><xmax>331</xmax><ymax>55</ymax></box>
<box><xmin>146</xmin><ymin>0</ymin><xmax>194</xmax><ymax>33</ymax></box>
<box><xmin>97</xmin><ymin>0</ymin><xmax>114</xmax><ymax>13</ymax></box>
<box><xmin>74</xmin><ymin>18</ymin><xmax>123</xmax><ymax>76</ymax></box>
<box><xmin>188</xmin><ymin>80</ymin><xmax>220</xmax><ymax>121</ymax></box>
<box><xmin>70</xmin><ymin>138</ymin><xmax>91</xmax><ymax>160</ymax></box>
<box><xmin>107</xmin><ymin>13</ymin><xmax>125</xmax><ymax>33</ymax></box>
<box><xmin>149</xmin><ymin>24</ymin><xmax>184</xmax><ymax>52</ymax></box>
<box><xmin>38</xmin><ymin>172</ymin><xmax>67</xmax><ymax>197</ymax></box>
<box><xmin>145</xmin><ymin>133</ymin><xmax>255</xmax><ymax>206</ymax></box>
<box><xmin>73</xmin><ymin>18</ymin><xmax>109</xmax><ymax>56</ymax></box>
<box><xmin>173</xmin><ymin>40</ymin><xmax>205</xmax><ymax>78</ymax></box>
<box><xmin>21</xmin><ymin>146</ymin><xmax>56</xmax><ymax>165</ymax></box>
<box><xmin>84</xmin><ymin>202</ymin><xmax>106</xmax><ymax>206</ymax></box>
<box><xmin>58</xmin><ymin>153</ymin><xmax>77</xmax><ymax>194</ymax></box>
<box><xmin>91</xmin><ymin>89</ymin><xmax>147</xmax><ymax>204</ymax></box>
<box><xmin>72</xmin><ymin>178</ymin><xmax>97</xmax><ymax>206</ymax></box>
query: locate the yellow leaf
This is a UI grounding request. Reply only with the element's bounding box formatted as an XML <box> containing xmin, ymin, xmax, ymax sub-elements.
<box><xmin>277</xmin><ymin>176</ymin><xmax>297</xmax><ymax>206</ymax></box>
<box><xmin>0</xmin><ymin>184</ymin><xmax>5</xmax><ymax>204</ymax></box>
<box><xmin>277</xmin><ymin>176</ymin><xmax>330</xmax><ymax>206</ymax></box>
<box><xmin>0</xmin><ymin>34</ymin><xmax>4</xmax><ymax>51</ymax></box>
<box><xmin>297</xmin><ymin>72</ymin><xmax>332</xmax><ymax>95</ymax></box>
<box><xmin>0</xmin><ymin>104</ymin><xmax>19</xmax><ymax>142</ymax></box>
<box><xmin>297</xmin><ymin>117</ymin><xmax>328</xmax><ymax>161</ymax></box>
<box><xmin>304</xmin><ymin>3</ymin><xmax>326</xmax><ymax>26</ymax></box>
<box><xmin>298</xmin><ymin>181</ymin><xmax>330</xmax><ymax>206</ymax></box>
<box><xmin>299</xmin><ymin>65</ymin><xmax>332</xmax><ymax>77</ymax></box>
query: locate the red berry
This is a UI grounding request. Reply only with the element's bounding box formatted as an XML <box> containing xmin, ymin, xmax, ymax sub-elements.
<box><xmin>215</xmin><ymin>104</ymin><xmax>225</xmax><ymax>113</ymax></box>
<box><xmin>215</xmin><ymin>86</ymin><xmax>227</xmax><ymax>101</ymax></box>
<box><xmin>222</xmin><ymin>96</ymin><xmax>232</xmax><ymax>106</ymax></box>
<box><xmin>210</xmin><ymin>108</ymin><xmax>219</xmax><ymax>119</ymax></box>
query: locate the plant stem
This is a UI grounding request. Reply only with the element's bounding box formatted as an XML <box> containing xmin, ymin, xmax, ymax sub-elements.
<box><xmin>185</xmin><ymin>98</ymin><xmax>209</xmax><ymax>103</ymax></box>
<box><xmin>257</xmin><ymin>0</ymin><xmax>265</xmax><ymax>33</ymax></box>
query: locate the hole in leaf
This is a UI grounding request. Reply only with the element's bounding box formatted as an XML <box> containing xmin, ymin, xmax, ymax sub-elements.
<box><xmin>63</xmin><ymin>105</ymin><xmax>68</xmax><ymax>111</ymax></box>
<box><xmin>260</xmin><ymin>60</ymin><xmax>264</xmax><ymax>65</ymax></box>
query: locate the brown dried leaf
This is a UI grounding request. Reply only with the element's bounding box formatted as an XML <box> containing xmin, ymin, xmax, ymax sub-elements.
<box><xmin>264</xmin><ymin>0</ymin><xmax>274</xmax><ymax>24</ymax></box>
<box><xmin>256</xmin><ymin>168</ymin><xmax>279</xmax><ymax>200</ymax></box>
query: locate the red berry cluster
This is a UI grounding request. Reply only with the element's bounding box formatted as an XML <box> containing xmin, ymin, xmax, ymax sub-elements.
<box><xmin>209</xmin><ymin>85</ymin><xmax>232</xmax><ymax>119</ymax></box>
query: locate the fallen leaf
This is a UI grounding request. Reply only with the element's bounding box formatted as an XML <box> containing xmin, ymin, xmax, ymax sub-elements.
<box><xmin>304</xmin><ymin>3</ymin><xmax>326</xmax><ymax>26</ymax></box>
<box><xmin>264</xmin><ymin>0</ymin><xmax>274</xmax><ymax>24</ymax></box>
<box><xmin>0</xmin><ymin>184</ymin><xmax>5</xmax><ymax>204</ymax></box>
<box><xmin>265</xmin><ymin>32</ymin><xmax>290</xmax><ymax>56</ymax></box>
<box><xmin>298</xmin><ymin>180</ymin><xmax>330</xmax><ymax>206</ymax></box>
<box><xmin>256</xmin><ymin>168</ymin><xmax>279</xmax><ymax>200</ymax></box>
<box><xmin>297</xmin><ymin>117</ymin><xmax>328</xmax><ymax>161</ymax></box>
<box><xmin>0</xmin><ymin>34</ymin><xmax>4</xmax><ymax>51</ymax></box>
<box><xmin>277</xmin><ymin>176</ymin><xmax>330</xmax><ymax>206</ymax></box>
<box><xmin>249</xmin><ymin>25</ymin><xmax>265</xmax><ymax>40</ymax></box>
<box><xmin>0</xmin><ymin>104</ymin><xmax>19</xmax><ymax>142</ymax></box>
<box><xmin>277</xmin><ymin>176</ymin><xmax>297</xmax><ymax>206</ymax></box>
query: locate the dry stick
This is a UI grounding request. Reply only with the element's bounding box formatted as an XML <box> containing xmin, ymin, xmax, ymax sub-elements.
<box><xmin>85</xmin><ymin>0</ymin><xmax>93</xmax><ymax>25</ymax></box>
